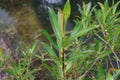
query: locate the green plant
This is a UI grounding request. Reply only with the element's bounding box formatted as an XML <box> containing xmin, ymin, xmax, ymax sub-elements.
<box><xmin>93</xmin><ymin>0</ymin><xmax>120</xmax><ymax>80</ymax></box>
<box><xmin>1</xmin><ymin>41</ymin><xmax>40</xmax><ymax>80</ymax></box>
<box><xmin>41</xmin><ymin>0</ymin><xmax>96</xmax><ymax>80</ymax></box>
<box><xmin>41</xmin><ymin>0</ymin><xmax>120</xmax><ymax>80</ymax></box>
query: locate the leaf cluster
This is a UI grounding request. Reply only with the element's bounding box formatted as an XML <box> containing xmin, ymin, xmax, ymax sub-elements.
<box><xmin>41</xmin><ymin>0</ymin><xmax>120</xmax><ymax>80</ymax></box>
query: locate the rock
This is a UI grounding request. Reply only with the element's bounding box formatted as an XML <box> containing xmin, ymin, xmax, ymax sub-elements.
<box><xmin>0</xmin><ymin>7</ymin><xmax>17</xmax><ymax>30</ymax></box>
<box><xmin>32</xmin><ymin>0</ymin><xmax>64</xmax><ymax>34</ymax></box>
<box><xmin>0</xmin><ymin>0</ymin><xmax>44</xmax><ymax>44</ymax></box>
<box><xmin>0</xmin><ymin>7</ymin><xmax>17</xmax><ymax>52</ymax></box>
<box><xmin>0</xmin><ymin>0</ymin><xmax>30</xmax><ymax>8</ymax></box>
<box><xmin>0</xmin><ymin>32</ymin><xmax>11</xmax><ymax>53</ymax></box>
<box><xmin>10</xmin><ymin>4</ymin><xmax>43</xmax><ymax>44</ymax></box>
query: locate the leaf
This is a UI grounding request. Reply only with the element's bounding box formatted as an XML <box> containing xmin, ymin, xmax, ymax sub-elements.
<box><xmin>23</xmin><ymin>69</ymin><xmax>36</xmax><ymax>80</ymax></box>
<box><xmin>77</xmin><ymin>75</ymin><xmax>85</xmax><ymax>80</ymax></box>
<box><xmin>104</xmin><ymin>0</ymin><xmax>109</xmax><ymax>13</ymax></box>
<box><xmin>98</xmin><ymin>2</ymin><xmax>104</xmax><ymax>11</ymax></box>
<box><xmin>41</xmin><ymin>29</ymin><xmax>59</xmax><ymax>50</ymax></box>
<box><xmin>31</xmin><ymin>40</ymin><xmax>38</xmax><ymax>54</ymax></box>
<box><xmin>94</xmin><ymin>9</ymin><xmax>102</xmax><ymax>26</ymax></box>
<box><xmin>86</xmin><ymin>2</ymin><xmax>92</xmax><ymax>15</ymax></box>
<box><xmin>106</xmin><ymin>73</ymin><xmax>114</xmax><ymax>80</ymax></box>
<box><xmin>83</xmin><ymin>2</ymin><xmax>86</xmax><ymax>11</ymax></box>
<box><xmin>99</xmin><ymin>50</ymin><xmax>111</xmax><ymax>59</ymax></box>
<box><xmin>63</xmin><ymin>0</ymin><xmax>71</xmax><ymax>21</ymax></box>
<box><xmin>97</xmin><ymin>65</ymin><xmax>105</xmax><ymax>80</ymax></box>
<box><xmin>71</xmin><ymin>22</ymin><xmax>82</xmax><ymax>36</ymax></box>
<box><xmin>52</xmin><ymin>66</ymin><xmax>63</xmax><ymax>79</ymax></box>
<box><xmin>48</xmin><ymin>7</ymin><xmax>61</xmax><ymax>41</ymax></box>
<box><xmin>58</xmin><ymin>8</ymin><xmax>64</xmax><ymax>37</ymax></box>
<box><xmin>65</xmin><ymin>61</ymin><xmax>73</xmax><ymax>72</ymax></box>
<box><xmin>95</xmin><ymin>39</ymin><xmax>102</xmax><ymax>53</ymax></box>
<box><xmin>61</xmin><ymin>36</ymin><xmax>72</xmax><ymax>48</ymax></box>
<box><xmin>71</xmin><ymin>25</ymin><xmax>95</xmax><ymax>39</ymax></box>
<box><xmin>112</xmin><ymin>1</ymin><xmax>120</xmax><ymax>14</ymax></box>
<box><xmin>78</xmin><ymin>4</ymin><xmax>84</xmax><ymax>16</ymax></box>
<box><xmin>42</xmin><ymin>63</ymin><xmax>51</xmax><ymax>71</ymax></box>
<box><xmin>69</xmin><ymin>50</ymin><xmax>91</xmax><ymax>62</ymax></box>
<box><xmin>43</xmin><ymin>43</ymin><xmax>58</xmax><ymax>61</ymax></box>
<box><xmin>113</xmin><ymin>70</ymin><xmax>120</xmax><ymax>79</ymax></box>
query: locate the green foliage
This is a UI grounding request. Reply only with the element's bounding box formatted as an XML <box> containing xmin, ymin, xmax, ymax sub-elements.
<box><xmin>48</xmin><ymin>7</ymin><xmax>61</xmax><ymax>42</ymax></box>
<box><xmin>1</xmin><ymin>0</ymin><xmax>120</xmax><ymax>80</ymax></box>
<box><xmin>0</xmin><ymin>41</ymin><xmax>42</xmax><ymax>80</ymax></box>
<box><xmin>41</xmin><ymin>0</ymin><xmax>120</xmax><ymax>80</ymax></box>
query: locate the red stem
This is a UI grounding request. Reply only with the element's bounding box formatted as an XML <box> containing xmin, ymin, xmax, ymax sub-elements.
<box><xmin>62</xmin><ymin>48</ymin><xmax>65</xmax><ymax>79</ymax></box>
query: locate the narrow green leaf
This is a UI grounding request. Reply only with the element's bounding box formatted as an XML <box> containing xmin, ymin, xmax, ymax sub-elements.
<box><xmin>112</xmin><ymin>1</ymin><xmax>120</xmax><ymax>14</ymax></box>
<box><xmin>104</xmin><ymin>0</ymin><xmax>109</xmax><ymax>13</ymax></box>
<box><xmin>77</xmin><ymin>75</ymin><xmax>85</xmax><ymax>80</ymax></box>
<box><xmin>86</xmin><ymin>2</ymin><xmax>91</xmax><ymax>15</ymax></box>
<box><xmin>113</xmin><ymin>70</ymin><xmax>120</xmax><ymax>79</ymax></box>
<box><xmin>42</xmin><ymin>63</ymin><xmax>51</xmax><ymax>71</ymax></box>
<box><xmin>71</xmin><ymin>25</ymin><xmax>95</xmax><ymax>39</ymax></box>
<box><xmin>65</xmin><ymin>61</ymin><xmax>73</xmax><ymax>72</ymax></box>
<box><xmin>78</xmin><ymin>4</ymin><xmax>84</xmax><ymax>16</ymax></box>
<box><xmin>95</xmin><ymin>39</ymin><xmax>102</xmax><ymax>53</ymax></box>
<box><xmin>43</xmin><ymin>43</ymin><xmax>58</xmax><ymax>61</ymax></box>
<box><xmin>98</xmin><ymin>2</ymin><xmax>104</xmax><ymax>11</ymax></box>
<box><xmin>99</xmin><ymin>50</ymin><xmax>111</xmax><ymax>59</ymax></box>
<box><xmin>31</xmin><ymin>40</ymin><xmax>38</xmax><ymax>54</ymax></box>
<box><xmin>63</xmin><ymin>0</ymin><xmax>71</xmax><ymax>21</ymax></box>
<box><xmin>71</xmin><ymin>22</ymin><xmax>82</xmax><ymax>36</ymax></box>
<box><xmin>97</xmin><ymin>65</ymin><xmax>105</xmax><ymax>80</ymax></box>
<box><xmin>62</xmin><ymin>36</ymin><xmax>72</xmax><ymax>48</ymax></box>
<box><xmin>48</xmin><ymin>7</ymin><xmax>61</xmax><ymax>41</ymax></box>
<box><xmin>106</xmin><ymin>73</ymin><xmax>114</xmax><ymax>80</ymax></box>
<box><xmin>41</xmin><ymin>29</ymin><xmax>59</xmax><ymax>50</ymax></box>
<box><xmin>58</xmin><ymin>8</ymin><xmax>64</xmax><ymax>37</ymax></box>
<box><xmin>70</xmin><ymin>51</ymin><xmax>91</xmax><ymax>62</ymax></box>
<box><xmin>94</xmin><ymin>9</ymin><xmax>102</xmax><ymax>26</ymax></box>
<box><xmin>83</xmin><ymin>2</ymin><xmax>86</xmax><ymax>11</ymax></box>
<box><xmin>24</xmin><ymin>69</ymin><xmax>36</xmax><ymax>80</ymax></box>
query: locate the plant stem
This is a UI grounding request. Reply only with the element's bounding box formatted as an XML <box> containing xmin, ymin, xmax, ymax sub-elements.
<box><xmin>74</xmin><ymin>62</ymin><xmax>77</xmax><ymax>79</ymax></box>
<box><xmin>96</xmin><ymin>34</ymin><xmax>120</xmax><ymax>68</ymax></box>
<box><xmin>62</xmin><ymin>48</ymin><xmax>65</xmax><ymax>80</ymax></box>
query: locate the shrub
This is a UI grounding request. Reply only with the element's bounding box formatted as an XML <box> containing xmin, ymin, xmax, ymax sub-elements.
<box><xmin>41</xmin><ymin>0</ymin><xmax>120</xmax><ymax>80</ymax></box>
